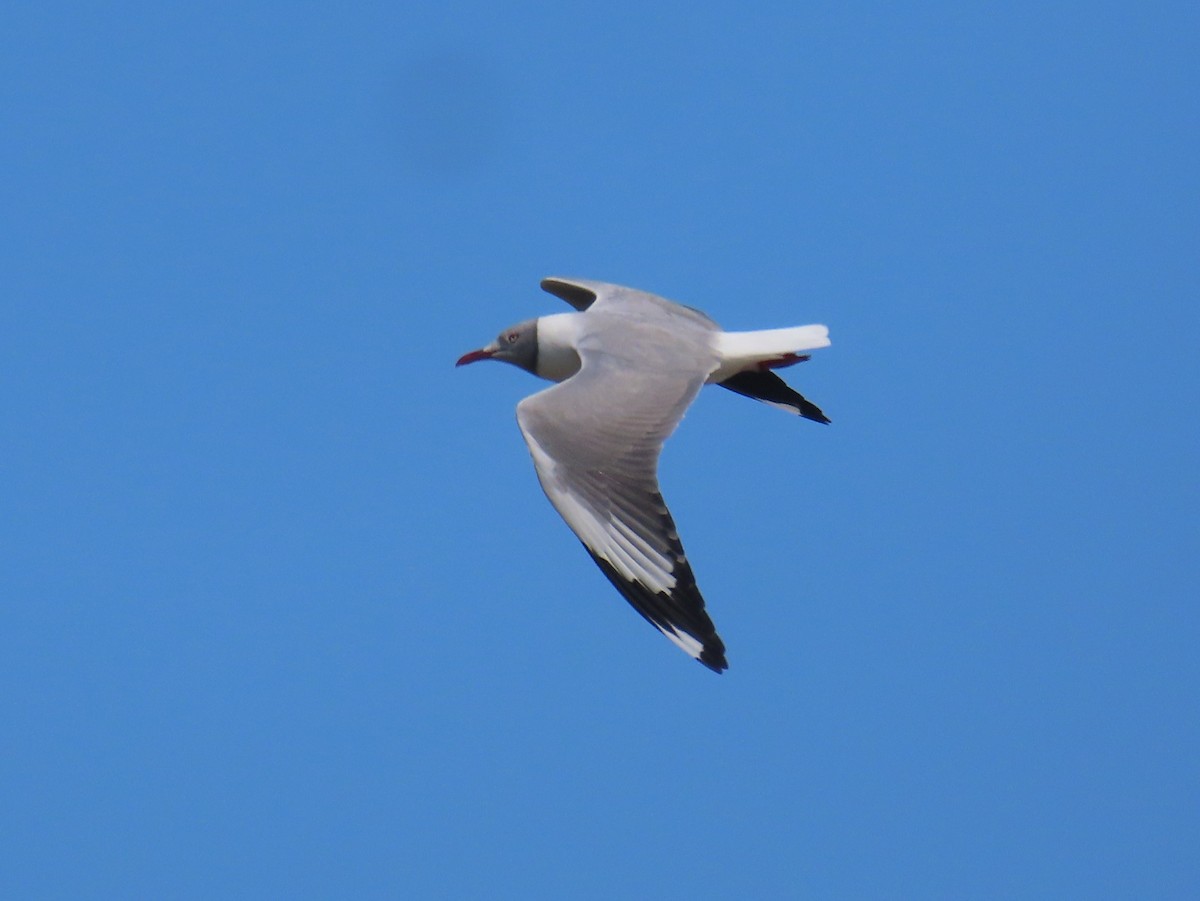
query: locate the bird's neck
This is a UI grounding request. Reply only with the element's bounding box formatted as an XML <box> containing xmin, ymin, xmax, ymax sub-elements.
<box><xmin>534</xmin><ymin>313</ymin><xmax>583</xmax><ymax>382</ymax></box>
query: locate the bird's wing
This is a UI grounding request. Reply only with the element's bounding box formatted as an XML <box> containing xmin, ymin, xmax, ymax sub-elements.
<box><xmin>540</xmin><ymin>277</ymin><xmax>602</xmax><ymax>311</ymax></box>
<box><xmin>540</xmin><ymin>277</ymin><xmax>721</xmax><ymax>330</ymax></box>
<box><xmin>515</xmin><ymin>321</ymin><xmax>727</xmax><ymax>671</ymax></box>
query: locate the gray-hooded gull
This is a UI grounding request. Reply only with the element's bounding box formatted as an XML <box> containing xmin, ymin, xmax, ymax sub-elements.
<box><xmin>457</xmin><ymin>277</ymin><xmax>831</xmax><ymax>672</ymax></box>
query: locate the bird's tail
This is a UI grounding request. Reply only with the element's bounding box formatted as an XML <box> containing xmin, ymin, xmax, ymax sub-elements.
<box><xmin>710</xmin><ymin>325</ymin><xmax>830</xmax><ymax>382</ymax></box>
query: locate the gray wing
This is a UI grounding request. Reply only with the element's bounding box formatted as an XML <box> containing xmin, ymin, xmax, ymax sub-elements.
<box><xmin>515</xmin><ymin>324</ymin><xmax>727</xmax><ymax>672</ymax></box>
<box><xmin>540</xmin><ymin>277</ymin><xmax>721</xmax><ymax>331</ymax></box>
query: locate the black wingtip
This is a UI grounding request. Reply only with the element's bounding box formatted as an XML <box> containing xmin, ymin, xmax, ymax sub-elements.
<box><xmin>804</xmin><ymin>403</ymin><xmax>832</xmax><ymax>425</ymax></box>
<box><xmin>718</xmin><ymin>370</ymin><xmax>830</xmax><ymax>424</ymax></box>
<box><xmin>582</xmin><ymin>545</ymin><xmax>727</xmax><ymax>674</ymax></box>
<box><xmin>540</xmin><ymin>277</ymin><xmax>598</xmax><ymax>311</ymax></box>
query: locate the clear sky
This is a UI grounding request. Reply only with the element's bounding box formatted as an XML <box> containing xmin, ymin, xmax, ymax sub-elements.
<box><xmin>3</xmin><ymin>2</ymin><xmax>1197</xmax><ymax>898</ymax></box>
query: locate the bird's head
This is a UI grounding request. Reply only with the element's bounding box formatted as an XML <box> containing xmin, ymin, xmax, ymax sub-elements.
<box><xmin>456</xmin><ymin>318</ymin><xmax>540</xmax><ymax>375</ymax></box>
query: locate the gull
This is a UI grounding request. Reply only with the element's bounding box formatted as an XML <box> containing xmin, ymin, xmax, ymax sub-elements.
<box><xmin>457</xmin><ymin>277</ymin><xmax>831</xmax><ymax>672</ymax></box>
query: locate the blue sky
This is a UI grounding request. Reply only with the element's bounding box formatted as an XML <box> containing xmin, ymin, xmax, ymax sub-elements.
<box><xmin>3</xmin><ymin>1</ymin><xmax>1197</xmax><ymax>897</ymax></box>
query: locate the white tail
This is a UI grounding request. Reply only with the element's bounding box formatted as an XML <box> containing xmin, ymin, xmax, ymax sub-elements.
<box><xmin>710</xmin><ymin>325</ymin><xmax>830</xmax><ymax>382</ymax></box>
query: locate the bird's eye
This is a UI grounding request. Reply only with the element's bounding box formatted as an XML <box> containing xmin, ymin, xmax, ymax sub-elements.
<box><xmin>506</xmin><ymin>333</ymin><xmax>519</xmax><ymax>344</ymax></box>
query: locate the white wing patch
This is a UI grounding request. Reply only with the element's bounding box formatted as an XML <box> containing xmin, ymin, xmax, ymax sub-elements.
<box><xmin>764</xmin><ymin>400</ymin><xmax>805</xmax><ymax>416</ymax></box>
<box><xmin>660</xmin><ymin>626</ymin><xmax>704</xmax><ymax>659</ymax></box>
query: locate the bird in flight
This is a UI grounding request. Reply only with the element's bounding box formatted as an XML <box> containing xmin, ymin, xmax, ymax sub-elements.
<box><xmin>457</xmin><ymin>278</ymin><xmax>831</xmax><ymax>672</ymax></box>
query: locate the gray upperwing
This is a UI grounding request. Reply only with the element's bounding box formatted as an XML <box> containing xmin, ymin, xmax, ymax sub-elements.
<box><xmin>540</xmin><ymin>277</ymin><xmax>722</xmax><ymax>332</ymax></box>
